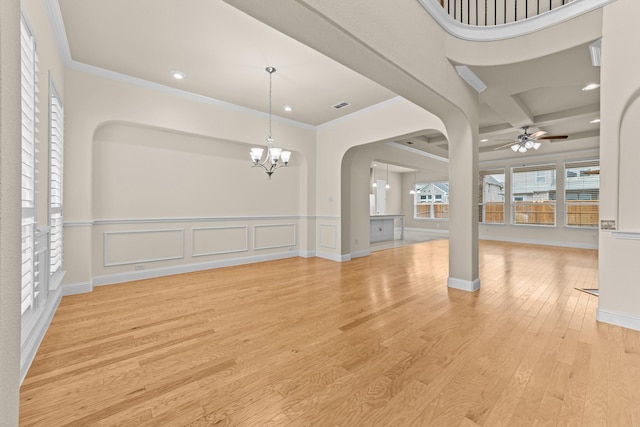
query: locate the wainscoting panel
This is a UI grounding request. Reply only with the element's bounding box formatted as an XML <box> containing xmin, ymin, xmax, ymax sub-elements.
<box><xmin>192</xmin><ymin>226</ymin><xmax>249</xmax><ymax>257</ymax></box>
<box><xmin>103</xmin><ymin>228</ymin><xmax>184</xmax><ymax>266</ymax></box>
<box><xmin>319</xmin><ymin>224</ymin><xmax>337</xmax><ymax>249</ymax></box>
<box><xmin>254</xmin><ymin>224</ymin><xmax>296</xmax><ymax>250</ymax></box>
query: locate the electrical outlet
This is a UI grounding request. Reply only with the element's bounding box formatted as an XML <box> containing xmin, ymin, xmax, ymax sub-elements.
<box><xmin>134</xmin><ymin>264</ymin><xmax>144</xmax><ymax>271</ymax></box>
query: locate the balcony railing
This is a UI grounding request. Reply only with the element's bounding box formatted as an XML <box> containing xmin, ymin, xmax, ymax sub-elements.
<box><xmin>439</xmin><ymin>0</ymin><xmax>574</xmax><ymax>26</ymax></box>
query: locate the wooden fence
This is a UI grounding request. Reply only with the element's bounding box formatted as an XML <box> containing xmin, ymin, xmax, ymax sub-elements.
<box><xmin>416</xmin><ymin>203</ymin><xmax>449</xmax><ymax>219</ymax></box>
<box><xmin>479</xmin><ymin>202</ymin><xmax>505</xmax><ymax>223</ymax></box>
<box><xmin>566</xmin><ymin>201</ymin><xmax>599</xmax><ymax>227</ymax></box>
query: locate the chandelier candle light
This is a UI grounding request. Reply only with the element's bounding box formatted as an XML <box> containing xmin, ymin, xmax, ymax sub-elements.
<box><xmin>250</xmin><ymin>66</ymin><xmax>291</xmax><ymax>179</ymax></box>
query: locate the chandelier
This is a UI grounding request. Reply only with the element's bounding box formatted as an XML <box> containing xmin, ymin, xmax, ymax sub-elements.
<box><xmin>250</xmin><ymin>67</ymin><xmax>291</xmax><ymax>179</ymax></box>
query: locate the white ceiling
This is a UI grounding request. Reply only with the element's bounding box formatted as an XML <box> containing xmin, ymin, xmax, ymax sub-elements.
<box><xmin>56</xmin><ymin>0</ymin><xmax>601</xmax><ymax>160</ymax></box>
<box><xmin>57</xmin><ymin>0</ymin><xmax>396</xmax><ymax>126</ymax></box>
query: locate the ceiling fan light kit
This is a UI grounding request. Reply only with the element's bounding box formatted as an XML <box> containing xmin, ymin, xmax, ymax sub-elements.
<box><xmin>496</xmin><ymin>126</ymin><xmax>568</xmax><ymax>154</ymax></box>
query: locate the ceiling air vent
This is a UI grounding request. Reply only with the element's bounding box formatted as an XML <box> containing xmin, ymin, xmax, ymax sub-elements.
<box><xmin>332</xmin><ymin>101</ymin><xmax>350</xmax><ymax>110</ymax></box>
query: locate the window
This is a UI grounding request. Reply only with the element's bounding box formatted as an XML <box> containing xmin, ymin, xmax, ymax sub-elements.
<box><xmin>49</xmin><ymin>81</ymin><xmax>64</xmax><ymax>275</ymax></box>
<box><xmin>565</xmin><ymin>160</ymin><xmax>599</xmax><ymax>228</ymax></box>
<box><xmin>511</xmin><ymin>164</ymin><xmax>556</xmax><ymax>226</ymax></box>
<box><xmin>413</xmin><ymin>181</ymin><xmax>449</xmax><ymax>219</ymax></box>
<box><xmin>479</xmin><ymin>169</ymin><xmax>505</xmax><ymax>224</ymax></box>
<box><xmin>20</xmin><ymin>17</ymin><xmax>39</xmax><ymax>315</ymax></box>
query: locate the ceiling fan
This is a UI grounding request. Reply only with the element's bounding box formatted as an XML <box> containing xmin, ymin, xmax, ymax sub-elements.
<box><xmin>494</xmin><ymin>126</ymin><xmax>569</xmax><ymax>153</ymax></box>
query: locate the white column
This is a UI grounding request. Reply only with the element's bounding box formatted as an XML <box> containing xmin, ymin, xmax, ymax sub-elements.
<box><xmin>446</xmin><ymin>116</ymin><xmax>480</xmax><ymax>291</ymax></box>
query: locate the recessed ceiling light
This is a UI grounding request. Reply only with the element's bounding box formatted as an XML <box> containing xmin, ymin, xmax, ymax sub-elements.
<box><xmin>480</xmin><ymin>138</ymin><xmax>489</xmax><ymax>142</ymax></box>
<box><xmin>283</xmin><ymin>105</ymin><xmax>293</xmax><ymax>112</ymax></box>
<box><xmin>170</xmin><ymin>70</ymin><xmax>186</xmax><ymax>80</ymax></box>
<box><xmin>582</xmin><ymin>83</ymin><xmax>600</xmax><ymax>91</ymax></box>
<box><xmin>590</xmin><ymin>118</ymin><xmax>601</xmax><ymax>124</ymax></box>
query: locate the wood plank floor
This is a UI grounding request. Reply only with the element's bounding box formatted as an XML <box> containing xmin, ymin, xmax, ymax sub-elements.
<box><xmin>20</xmin><ymin>240</ymin><xmax>640</xmax><ymax>426</ymax></box>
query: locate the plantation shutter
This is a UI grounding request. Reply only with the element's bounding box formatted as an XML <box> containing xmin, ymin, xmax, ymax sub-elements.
<box><xmin>21</xmin><ymin>18</ymin><xmax>39</xmax><ymax>315</ymax></box>
<box><xmin>49</xmin><ymin>84</ymin><xmax>64</xmax><ymax>274</ymax></box>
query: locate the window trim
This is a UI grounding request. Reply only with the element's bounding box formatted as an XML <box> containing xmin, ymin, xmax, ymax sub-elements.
<box><xmin>511</xmin><ymin>164</ymin><xmax>557</xmax><ymax>227</ymax></box>
<box><xmin>479</xmin><ymin>168</ymin><xmax>506</xmax><ymax>225</ymax></box>
<box><xmin>413</xmin><ymin>181</ymin><xmax>450</xmax><ymax>220</ymax></box>
<box><xmin>564</xmin><ymin>159</ymin><xmax>599</xmax><ymax>229</ymax></box>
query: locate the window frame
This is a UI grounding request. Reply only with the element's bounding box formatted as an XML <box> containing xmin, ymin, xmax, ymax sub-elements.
<box><xmin>564</xmin><ymin>159</ymin><xmax>599</xmax><ymax>229</ymax></box>
<box><xmin>413</xmin><ymin>181</ymin><xmax>450</xmax><ymax>220</ymax></box>
<box><xmin>511</xmin><ymin>164</ymin><xmax>557</xmax><ymax>227</ymax></box>
<box><xmin>479</xmin><ymin>168</ymin><xmax>506</xmax><ymax>225</ymax></box>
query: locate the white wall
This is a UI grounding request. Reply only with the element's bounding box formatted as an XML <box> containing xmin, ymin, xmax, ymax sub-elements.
<box><xmin>598</xmin><ymin>0</ymin><xmax>640</xmax><ymax>330</ymax></box>
<box><xmin>62</xmin><ymin>68</ymin><xmax>316</xmax><ymax>288</ymax></box>
<box><xmin>89</xmin><ymin>122</ymin><xmax>303</xmax><ymax>282</ymax></box>
<box><xmin>0</xmin><ymin>0</ymin><xmax>22</xmax><ymax>423</ymax></box>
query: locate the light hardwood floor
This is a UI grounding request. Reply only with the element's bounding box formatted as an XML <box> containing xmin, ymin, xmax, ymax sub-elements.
<box><xmin>20</xmin><ymin>240</ymin><xmax>640</xmax><ymax>426</ymax></box>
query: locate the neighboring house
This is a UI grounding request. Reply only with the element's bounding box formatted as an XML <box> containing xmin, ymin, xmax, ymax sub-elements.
<box><xmin>512</xmin><ymin>169</ymin><xmax>556</xmax><ymax>201</ymax></box>
<box><xmin>416</xmin><ymin>182</ymin><xmax>449</xmax><ymax>204</ymax></box>
<box><xmin>482</xmin><ymin>175</ymin><xmax>505</xmax><ymax>203</ymax></box>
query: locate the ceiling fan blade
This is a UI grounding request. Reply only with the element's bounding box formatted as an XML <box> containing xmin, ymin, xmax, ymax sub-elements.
<box><xmin>495</xmin><ymin>138</ymin><xmax>518</xmax><ymax>142</ymax></box>
<box><xmin>493</xmin><ymin>142</ymin><xmax>517</xmax><ymax>150</ymax></box>
<box><xmin>537</xmin><ymin>135</ymin><xmax>568</xmax><ymax>140</ymax></box>
<box><xmin>530</xmin><ymin>130</ymin><xmax>548</xmax><ymax>139</ymax></box>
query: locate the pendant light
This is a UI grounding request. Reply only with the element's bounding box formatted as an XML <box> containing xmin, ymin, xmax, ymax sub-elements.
<box><xmin>249</xmin><ymin>67</ymin><xmax>291</xmax><ymax>179</ymax></box>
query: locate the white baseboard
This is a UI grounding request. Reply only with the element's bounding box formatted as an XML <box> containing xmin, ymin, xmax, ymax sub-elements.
<box><xmin>317</xmin><ymin>252</ymin><xmax>351</xmax><ymax>262</ymax></box>
<box><xmin>479</xmin><ymin>234</ymin><xmax>598</xmax><ymax>250</ymax></box>
<box><xmin>448</xmin><ymin>276</ymin><xmax>481</xmax><ymax>292</ymax></box>
<box><xmin>597</xmin><ymin>308</ymin><xmax>640</xmax><ymax>331</ymax></box>
<box><xmin>93</xmin><ymin>251</ymin><xmax>300</xmax><ymax>286</ymax></box>
<box><xmin>351</xmin><ymin>249</ymin><xmax>371</xmax><ymax>259</ymax></box>
<box><xmin>63</xmin><ymin>281</ymin><xmax>94</xmax><ymax>296</ymax></box>
<box><xmin>405</xmin><ymin>227</ymin><xmax>449</xmax><ymax>236</ymax></box>
<box><xmin>21</xmin><ymin>286</ymin><xmax>63</xmax><ymax>384</ymax></box>
<box><xmin>299</xmin><ymin>250</ymin><xmax>316</xmax><ymax>258</ymax></box>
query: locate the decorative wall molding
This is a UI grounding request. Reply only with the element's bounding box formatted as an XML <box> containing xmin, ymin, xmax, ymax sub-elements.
<box><xmin>253</xmin><ymin>224</ymin><xmax>297</xmax><ymax>250</ymax></box>
<box><xmin>103</xmin><ymin>228</ymin><xmax>185</xmax><ymax>267</ymax></box>
<box><xmin>63</xmin><ymin>221</ymin><xmax>94</xmax><ymax>227</ymax></box>
<box><xmin>191</xmin><ymin>225</ymin><xmax>249</xmax><ymax>257</ymax></box>
<box><xmin>93</xmin><ymin>251</ymin><xmax>300</xmax><ymax>287</ymax></box>
<box><xmin>319</xmin><ymin>224</ymin><xmax>338</xmax><ymax>249</ymax></box>
<box><xmin>597</xmin><ymin>308</ymin><xmax>640</xmax><ymax>332</ymax></box>
<box><xmin>417</xmin><ymin>0</ymin><xmax>615</xmax><ymax>42</ymax></box>
<box><xmin>612</xmin><ymin>231</ymin><xmax>640</xmax><ymax>240</ymax></box>
<box><xmin>66</xmin><ymin>215</ymin><xmax>330</xmax><ymax>227</ymax></box>
<box><xmin>448</xmin><ymin>277</ymin><xmax>481</xmax><ymax>292</ymax></box>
